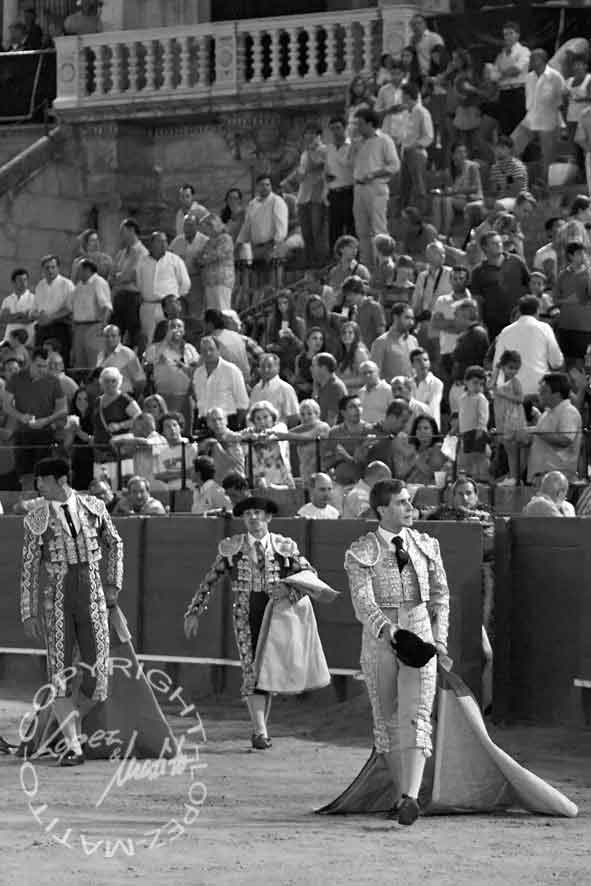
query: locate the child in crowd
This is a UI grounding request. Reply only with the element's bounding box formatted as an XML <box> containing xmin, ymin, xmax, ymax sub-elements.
<box><xmin>528</xmin><ymin>270</ymin><xmax>553</xmax><ymax>315</ymax></box>
<box><xmin>492</xmin><ymin>350</ymin><xmax>527</xmax><ymax>486</ymax></box>
<box><xmin>458</xmin><ymin>364</ymin><xmax>490</xmax><ymax>480</ymax></box>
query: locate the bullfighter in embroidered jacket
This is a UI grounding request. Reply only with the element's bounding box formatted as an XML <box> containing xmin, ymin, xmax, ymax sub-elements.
<box><xmin>345</xmin><ymin>479</ymin><xmax>449</xmax><ymax>826</ymax></box>
<box><xmin>184</xmin><ymin>496</ymin><xmax>318</xmax><ymax>750</ymax></box>
<box><xmin>21</xmin><ymin>457</ymin><xmax>123</xmax><ymax>766</ymax></box>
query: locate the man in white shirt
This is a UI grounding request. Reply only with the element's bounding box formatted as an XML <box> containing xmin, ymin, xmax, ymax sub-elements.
<box><xmin>512</xmin><ymin>49</ymin><xmax>565</xmax><ymax>185</ymax></box>
<box><xmin>493</xmin><ymin>21</ymin><xmax>531</xmax><ymax>135</ymax></box>
<box><xmin>358</xmin><ymin>360</ymin><xmax>393</xmax><ymax>424</ymax></box>
<box><xmin>342</xmin><ymin>460</ymin><xmax>392</xmax><ymax>518</ymax></box>
<box><xmin>250</xmin><ymin>353</ymin><xmax>299</xmax><ymax>425</ymax></box>
<box><xmin>70</xmin><ymin>258</ymin><xmax>112</xmax><ymax>369</ymax></box>
<box><xmin>237</xmin><ymin>175</ymin><xmax>289</xmax><ymax>285</ymax></box>
<box><xmin>32</xmin><ymin>254</ymin><xmax>75</xmax><ymax>364</ymax></box>
<box><xmin>431</xmin><ymin>266</ymin><xmax>476</xmax><ymax>378</ymax></box>
<box><xmin>96</xmin><ymin>324</ymin><xmax>145</xmax><ymax>396</ymax></box>
<box><xmin>527</xmin><ymin>373</ymin><xmax>581</xmax><ymax>482</ymax></box>
<box><xmin>281</xmin><ymin>123</ymin><xmax>327</xmax><ymax>268</ymax></box>
<box><xmin>170</xmin><ymin>212</ymin><xmax>209</xmax><ymax>327</ymax></box>
<box><xmin>297</xmin><ymin>472</ymin><xmax>340</xmax><ymax>520</ymax></box>
<box><xmin>410</xmin><ymin>14</ymin><xmax>444</xmax><ymax>76</ymax></box>
<box><xmin>533</xmin><ymin>216</ymin><xmax>565</xmax><ymax>288</ymax></box>
<box><xmin>352</xmin><ymin>108</ymin><xmax>400</xmax><ymax>267</ymax></box>
<box><xmin>203</xmin><ymin>308</ymin><xmax>250</xmax><ymax>379</ymax></box>
<box><xmin>493</xmin><ymin>294</ymin><xmax>564</xmax><ymax>396</ymax></box>
<box><xmin>137</xmin><ymin>232</ymin><xmax>191</xmax><ymax>347</ymax></box>
<box><xmin>410</xmin><ymin>348</ymin><xmax>443</xmax><ymax>429</ymax></box>
<box><xmin>400</xmin><ymin>83</ymin><xmax>434</xmax><ymax>216</ymax></box>
<box><xmin>326</xmin><ymin>116</ymin><xmax>355</xmax><ymax>248</ymax></box>
<box><xmin>174</xmin><ymin>184</ymin><xmax>208</xmax><ymax>237</ymax></box>
<box><xmin>191</xmin><ymin>455</ymin><xmax>229</xmax><ymax>514</ymax></box>
<box><xmin>0</xmin><ymin>268</ymin><xmax>35</xmax><ymax>345</ymax></box>
<box><xmin>192</xmin><ymin>336</ymin><xmax>249</xmax><ymax>428</ymax></box>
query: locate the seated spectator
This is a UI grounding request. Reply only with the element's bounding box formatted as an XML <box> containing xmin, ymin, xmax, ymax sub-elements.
<box><xmin>143</xmin><ymin>317</ymin><xmax>198</xmax><ymax>430</ymax></box>
<box><xmin>322</xmin><ymin>394</ymin><xmax>371</xmax><ymax>491</ymax></box>
<box><xmin>244</xmin><ymin>401</ymin><xmax>294</xmax><ymax>489</ymax></box>
<box><xmin>391</xmin><ymin>375</ymin><xmax>434</xmax><ymax>427</ymax></box>
<box><xmin>153</xmin><ymin>412</ymin><xmax>198</xmax><ymax>490</ymax></box>
<box><xmin>326</xmin><ymin>236</ymin><xmax>370</xmax><ymax>302</ymax></box>
<box><xmin>6</xmin><ymin>22</ymin><xmax>27</xmax><ymax>51</ymax></box>
<box><xmin>527</xmin><ymin>372</ymin><xmax>582</xmax><ymax>484</ymax></box>
<box><xmin>411</xmin><ymin>348</ymin><xmax>443</xmax><ymax>428</ymax></box>
<box><xmin>400</xmin><ymin>207</ymin><xmax>438</xmax><ymax>261</ymax></box>
<box><xmin>337</xmin><ymin>275</ymin><xmax>386</xmax><ymax>349</ymax></box>
<box><xmin>264</xmin><ymin>289</ymin><xmax>305</xmax><ymax>381</ymax></box>
<box><xmin>432</xmin><ymin>142</ymin><xmax>483</xmax><ymax>237</ymax></box>
<box><xmin>223</xmin><ymin>472</ymin><xmax>250</xmax><ymax>513</ymax></box>
<box><xmin>371</xmin><ymin>234</ymin><xmax>398</xmax><ymax>318</ymax></box>
<box><xmin>96</xmin><ymin>325</ymin><xmax>146</xmax><ymax>398</ymax></box>
<box><xmin>249</xmin><ymin>352</ymin><xmax>299</xmax><ymax>425</ymax></box>
<box><xmin>553</xmin><ymin>241</ymin><xmax>591</xmax><ymax>361</ymax></box>
<box><xmin>304</xmin><ymin>295</ymin><xmax>343</xmax><ymax>355</ymax></box>
<box><xmin>362</xmin><ymin>398</ymin><xmax>414</xmax><ymax>478</ymax></box>
<box><xmin>121</xmin><ymin>476</ymin><xmax>167</xmax><ymax>516</ymax></box>
<box><xmin>199</xmin><ymin>407</ymin><xmax>245</xmax><ymax>481</ymax></box>
<box><xmin>412</xmin><ymin>241</ymin><xmax>452</xmax><ymax>359</ymax></box>
<box><xmin>288</xmin><ymin>399</ymin><xmax>330</xmax><ymax>487</ymax></box>
<box><xmin>458</xmin><ymin>365</ymin><xmax>490</xmax><ymax>482</ymax></box>
<box><xmin>0</xmin><ymin>388</ymin><xmax>17</xmax><ymax>491</ymax></box>
<box><xmin>143</xmin><ymin>393</ymin><xmax>168</xmax><ymax>431</ymax></box>
<box><xmin>342</xmin><ymin>460</ymin><xmax>392</xmax><ymax>518</ymax></box>
<box><xmin>404</xmin><ymin>415</ymin><xmax>448</xmax><ymax>485</ymax></box>
<box><xmin>71</xmin><ymin>228</ymin><xmax>113</xmax><ymax>283</ymax></box>
<box><xmin>527</xmin><ymin>271</ymin><xmax>554</xmax><ymax>317</ymax></box>
<box><xmin>222</xmin><ymin>309</ymin><xmax>263</xmax><ymax>382</ymax></box>
<box><xmin>127</xmin><ymin>412</ymin><xmax>167</xmax><ymax>481</ymax></box>
<box><xmin>88</xmin><ymin>476</ymin><xmax>125</xmax><ymax>514</ymax></box>
<box><xmin>555</xmin><ymin>194</ymin><xmax>591</xmax><ymax>271</ymax></box>
<box><xmin>0</xmin><ymin>267</ymin><xmax>35</xmax><ymax>346</ymax></box>
<box><xmin>336</xmin><ymin>321</ymin><xmax>370</xmax><ymax>395</ymax></box>
<box><xmin>487</xmin><ymin>136</ymin><xmax>529</xmax><ymax>202</ymax></box>
<box><xmin>311</xmin><ymin>352</ymin><xmax>348</xmax><ymax>426</ymax></box>
<box><xmin>191</xmin><ymin>455</ymin><xmax>229</xmax><ymax>514</ymax></box>
<box><xmin>293</xmin><ymin>327</ymin><xmax>326</xmax><ymax>399</ymax></box>
<box><xmin>492</xmin><ymin>349</ymin><xmax>527</xmax><ymax>487</ymax></box>
<box><xmin>370</xmin><ymin>303</ymin><xmax>419</xmax><ymax>383</ymax></box>
<box><xmin>93</xmin><ymin>366</ymin><xmax>141</xmax><ymax>483</ymax></box>
<box><xmin>533</xmin><ymin>217</ymin><xmax>565</xmax><ymax>289</ymax></box>
<box><xmin>522</xmin><ymin>470</ymin><xmax>575</xmax><ymax>517</ymax></box>
<box><xmin>297</xmin><ymin>472</ymin><xmax>340</xmax><ymax>520</ymax></box>
<box><xmin>192</xmin><ymin>336</ymin><xmax>249</xmax><ymax>430</ymax></box>
<box><xmin>357</xmin><ymin>360</ymin><xmax>393</xmax><ymax>424</ymax></box>
<box><xmin>64</xmin><ymin>386</ymin><xmax>95</xmax><ymax>490</ymax></box>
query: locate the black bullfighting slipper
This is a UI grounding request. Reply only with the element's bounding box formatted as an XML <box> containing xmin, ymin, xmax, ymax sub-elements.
<box><xmin>251</xmin><ymin>733</ymin><xmax>272</xmax><ymax>750</ymax></box>
<box><xmin>397</xmin><ymin>794</ymin><xmax>420</xmax><ymax>826</ymax></box>
<box><xmin>59</xmin><ymin>748</ymin><xmax>85</xmax><ymax>767</ymax></box>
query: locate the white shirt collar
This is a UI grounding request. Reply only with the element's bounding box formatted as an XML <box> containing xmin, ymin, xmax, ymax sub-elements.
<box><xmin>248</xmin><ymin>532</ymin><xmax>271</xmax><ymax>550</ymax></box>
<box><xmin>377</xmin><ymin>525</ymin><xmax>407</xmax><ymax>545</ymax></box>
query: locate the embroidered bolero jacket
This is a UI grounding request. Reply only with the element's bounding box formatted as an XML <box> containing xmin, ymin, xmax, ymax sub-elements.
<box><xmin>185</xmin><ymin>532</ymin><xmax>313</xmax><ymax>619</ymax></box>
<box><xmin>344</xmin><ymin>529</ymin><xmax>449</xmax><ymax>646</ymax></box>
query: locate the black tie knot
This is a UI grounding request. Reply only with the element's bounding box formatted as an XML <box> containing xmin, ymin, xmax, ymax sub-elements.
<box><xmin>61</xmin><ymin>503</ymin><xmax>78</xmax><ymax>538</ymax></box>
<box><xmin>392</xmin><ymin>536</ymin><xmax>409</xmax><ymax>570</ymax></box>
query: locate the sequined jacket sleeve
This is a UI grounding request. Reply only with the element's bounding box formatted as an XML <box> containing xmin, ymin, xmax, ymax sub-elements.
<box><xmin>185</xmin><ymin>553</ymin><xmax>228</xmax><ymax>618</ymax></box>
<box><xmin>425</xmin><ymin>537</ymin><xmax>450</xmax><ymax>647</ymax></box>
<box><xmin>20</xmin><ymin>523</ymin><xmax>42</xmax><ymax>622</ymax></box>
<box><xmin>345</xmin><ymin>542</ymin><xmax>392</xmax><ymax>640</ymax></box>
<box><xmin>99</xmin><ymin>503</ymin><xmax>124</xmax><ymax>591</ymax></box>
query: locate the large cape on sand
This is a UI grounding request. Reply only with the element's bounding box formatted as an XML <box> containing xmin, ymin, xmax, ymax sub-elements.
<box><xmin>317</xmin><ymin>668</ymin><xmax>578</xmax><ymax>818</ymax></box>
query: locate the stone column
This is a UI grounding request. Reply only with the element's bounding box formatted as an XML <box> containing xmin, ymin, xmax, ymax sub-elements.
<box><xmin>379</xmin><ymin>0</ymin><xmax>419</xmax><ymax>57</ymax></box>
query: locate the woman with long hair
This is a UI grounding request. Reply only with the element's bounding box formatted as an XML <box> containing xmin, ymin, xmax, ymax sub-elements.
<box><xmin>220</xmin><ymin>187</ymin><xmax>245</xmax><ymax>244</ymax></box>
<box><xmin>401</xmin><ymin>45</ymin><xmax>423</xmax><ymax>91</ymax></box>
<box><xmin>71</xmin><ymin>228</ymin><xmax>113</xmax><ymax>283</ymax></box>
<box><xmin>336</xmin><ymin>321</ymin><xmax>370</xmax><ymax>395</ymax></box>
<box><xmin>265</xmin><ymin>289</ymin><xmax>305</xmax><ymax>381</ymax></box>
<box><xmin>326</xmin><ymin>235</ymin><xmax>370</xmax><ymax>304</ymax></box>
<box><xmin>293</xmin><ymin>326</ymin><xmax>326</xmax><ymax>399</ymax></box>
<box><xmin>304</xmin><ymin>294</ymin><xmax>342</xmax><ymax>354</ymax></box>
<box><xmin>65</xmin><ymin>386</ymin><xmax>95</xmax><ymax>489</ymax></box>
<box><xmin>432</xmin><ymin>142</ymin><xmax>483</xmax><ymax>237</ymax></box>
<box><xmin>346</xmin><ymin>74</ymin><xmax>376</xmax><ymax>139</ymax></box>
<box><xmin>405</xmin><ymin>414</ymin><xmax>448</xmax><ymax>484</ymax></box>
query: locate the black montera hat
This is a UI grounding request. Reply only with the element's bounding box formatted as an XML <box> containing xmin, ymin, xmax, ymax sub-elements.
<box><xmin>34</xmin><ymin>457</ymin><xmax>71</xmax><ymax>479</ymax></box>
<box><xmin>233</xmin><ymin>496</ymin><xmax>279</xmax><ymax>518</ymax></box>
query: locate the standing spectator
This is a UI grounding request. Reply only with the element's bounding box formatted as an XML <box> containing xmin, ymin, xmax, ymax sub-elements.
<box><xmin>197</xmin><ymin>213</ymin><xmax>236</xmax><ymax>312</ymax></box>
<box><xmin>409</xmin><ymin>13</ymin><xmax>444</xmax><ymax>77</ymax></box>
<box><xmin>304</xmin><ymin>295</ymin><xmax>342</xmax><ymax>355</ymax></box>
<box><xmin>390</xmin><ymin>375</ymin><xmax>434</xmax><ymax>424</ymax></box>
<box><xmin>493</xmin><ymin>21</ymin><xmax>530</xmax><ymax>136</ymax></box>
<box><xmin>200</xmin><ymin>407</ymin><xmax>245</xmax><ymax>481</ymax></box>
<box><xmin>137</xmin><ymin>232</ymin><xmax>190</xmax><ymax>347</ymax></box>
<box><xmin>575</xmin><ymin>105</ymin><xmax>591</xmax><ymax>197</ymax></box>
<box><xmin>23</xmin><ymin>7</ymin><xmax>43</xmax><ymax>49</ymax></box>
<box><xmin>411</xmin><ymin>347</ymin><xmax>443</xmax><ymax>428</ymax></box>
<box><xmin>492</xmin><ymin>349</ymin><xmax>527</xmax><ymax>486</ymax></box>
<box><xmin>375</xmin><ymin>61</ymin><xmax>408</xmax><ymax>151</ymax></box>
<box><xmin>412</xmin><ymin>241</ymin><xmax>452</xmax><ymax>360</ymax></box>
<box><xmin>0</xmin><ymin>268</ymin><xmax>35</xmax><ymax>346</ymax></box>
<box><xmin>452</xmin><ymin>299</ymin><xmax>490</xmax><ymax>381</ymax></box>
<box><xmin>527</xmin><ymin>372</ymin><xmax>582</xmax><ymax>483</ymax></box>
<box><xmin>288</xmin><ymin>399</ymin><xmax>330</xmax><ymax>487</ymax></box>
<box><xmin>458</xmin><ymin>365</ymin><xmax>490</xmax><ymax>481</ymax></box>
<box><xmin>338</xmin><ymin>275</ymin><xmax>385</xmax><ymax>347</ymax></box>
<box><xmin>323</xmin><ymin>394</ymin><xmax>371</xmax><ymax>489</ymax></box>
<box><xmin>220</xmin><ymin>188</ymin><xmax>245</xmax><ymax>244</ymax></box>
<box><xmin>169</xmin><ymin>212</ymin><xmax>209</xmax><ymax>331</ymax></box>
<box><xmin>555</xmin><ymin>194</ymin><xmax>591</xmax><ymax>270</ymax></box>
<box><xmin>400</xmin><ymin>206</ymin><xmax>438</xmax><ymax>260</ymax></box>
<box><xmin>336</xmin><ymin>321</ymin><xmax>370</xmax><ymax>395</ymax></box>
<box><xmin>470</xmin><ymin>232</ymin><xmax>529</xmax><ymax>339</ymax></box>
<box><xmin>294</xmin><ymin>327</ymin><xmax>326</xmax><ymax>400</ymax></box>
<box><xmin>71</xmin><ymin>229</ymin><xmax>113</xmax><ymax>283</ymax></box>
<box><xmin>264</xmin><ymin>290</ymin><xmax>305</xmax><ymax>380</ymax></box>
<box><xmin>357</xmin><ymin>360</ymin><xmax>393</xmax><ymax>424</ymax></box>
<box><xmin>281</xmin><ymin>123</ymin><xmax>327</xmax><ymax>268</ymax></box>
<box><xmin>192</xmin><ymin>337</ymin><xmax>249</xmax><ymax>429</ymax></box>
<box><xmin>110</xmin><ymin>218</ymin><xmax>148</xmax><ymax>350</ymax></box>
<box><xmin>32</xmin><ymin>255</ymin><xmax>74</xmax><ymax>362</ymax></box>
<box><xmin>0</xmin><ymin>378</ymin><xmax>17</xmax><ymax>490</ymax></box>
<box><xmin>154</xmin><ymin>413</ymin><xmax>198</xmax><ymax>490</ymax></box>
<box><xmin>124</xmin><ymin>476</ymin><xmax>167</xmax><ymax>515</ymax></box>
<box><xmin>325</xmin><ymin>116</ymin><xmax>355</xmax><ymax>247</ymax></box>
<box><xmin>533</xmin><ymin>217</ymin><xmax>565</xmax><ymax>289</ymax></box>
<box><xmin>4</xmin><ymin>348</ymin><xmax>67</xmax><ymax>490</ymax></box>
<box><xmin>564</xmin><ymin>55</ymin><xmax>591</xmax><ymax>147</ymax></box>
<box><xmin>48</xmin><ymin>352</ymin><xmax>78</xmax><ymax>407</ymax></box>
<box><xmin>65</xmin><ymin>386</ymin><xmax>95</xmax><ymax>490</ymax></box>
<box><xmin>431</xmin><ymin>265</ymin><xmax>475</xmax><ymax>379</ymax></box>
<box><xmin>512</xmin><ymin>49</ymin><xmax>564</xmax><ymax>186</ymax></box>
<box><xmin>400</xmin><ymin>45</ymin><xmax>424</xmax><ymax>92</ymax></box>
<box><xmin>487</xmin><ymin>136</ymin><xmax>529</xmax><ymax>202</ymax></box>
<box><xmin>297</xmin><ymin>472</ymin><xmax>340</xmax><ymax>520</ymax></box>
<box><xmin>370</xmin><ymin>302</ymin><xmax>419</xmax><ymax>382</ymax></box>
<box><xmin>143</xmin><ymin>318</ymin><xmax>198</xmax><ymax>427</ymax></box>
<box><xmin>346</xmin><ymin>74</ymin><xmax>376</xmax><ymax>136</ymax></box>
<box><xmin>326</xmin><ymin>235</ymin><xmax>370</xmax><ymax>298</ymax></box>
<box><xmin>250</xmin><ymin>353</ymin><xmax>299</xmax><ymax>425</ymax></box>
<box><xmin>553</xmin><ymin>241</ymin><xmax>591</xmax><ymax>360</ymax></box>
<box><xmin>244</xmin><ymin>401</ymin><xmax>294</xmax><ymax>489</ymax></box>
<box><xmin>204</xmin><ymin>308</ymin><xmax>250</xmax><ymax>378</ymax></box>
<box><xmin>175</xmin><ymin>184</ymin><xmax>207</xmax><ymax>237</ymax></box>
<box><xmin>399</xmin><ymin>83</ymin><xmax>434</xmax><ymax>214</ymax></box>
<box><xmin>93</xmin><ymin>367</ymin><xmax>141</xmax><ymax>476</ymax></box>
<box><xmin>352</xmin><ymin>108</ymin><xmax>400</xmax><ymax>267</ymax></box>
<box><xmin>311</xmin><ymin>352</ymin><xmax>348</xmax><ymax>426</ymax></box>
<box><xmin>96</xmin><ymin>324</ymin><xmax>145</xmax><ymax>397</ymax></box>
<box><xmin>432</xmin><ymin>142</ymin><xmax>483</xmax><ymax>237</ymax></box>
<box><xmin>236</xmin><ymin>175</ymin><xmax>289</xmax><ymax>284</ymax></box>
<box><xmin>70</xmin><ymin>258</ymin><xmax>112</xmax><ymax>370</ymax></box>
<box><xmin>363</xmin><ymin>398</ymin><xmax>415</xmax><ymax>478</ymax></box>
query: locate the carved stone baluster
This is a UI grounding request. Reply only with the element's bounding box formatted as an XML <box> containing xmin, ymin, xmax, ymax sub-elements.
<box><xmin>94</xmin><ymin>44</ymin><xmax>105</xmax><ymax>95</ymax></box>
<box><xmin>325</xmin><ymin>23</ymin><xmax>337</xmax><ymax>77</ymax></box>
<box><xmin>270</xmin><ymin>26</ymin><xmax>280</xmax><ymax>82</ymax></box>
<box><xmin>251</xmin><ymin>28</ymin><xmax>263</xmax><ymax>83</ymax></box>
<box><xmin>200</xmin><ymin>35</ymin><xmax>210</xmax><ymax>88</ymax></box>
<box><xmin>111</xmin><ymin>43</ymin><xmax>121</xmax><ymax>95</ymax></box>
<box><xmin>79</xmin><ymin>42</ymin><xmax>89</xmax><ymax>98</ymax></box>
<box><xmin>145</xmin><ymin>39</ymin><xmax>156</xmax><ymax>93</ymax></box>
<box><xmin>287</xmin><ymin>27</ymin><xmax>299</xmax><ymax>82</ymax></box>
<box><xmin>362</xmin><ymin>20</ymin><xmax>373</xmax><ymax>74</ymax></box>
<box><xmin>128</xmin><ymin>41</ymin><xmax>138</xmax><ymax>94</ymax></box>
<box><xmin>180</xmin><ymin>35</ymin><xmax>191</xmax><ymax>89</ymax></box>
<box><xmin>163</xmin><ymin>38</ymin><xmax>175</xmax><ymax>90</ymax></box>
<box><xmin>343</xmin><ymin>20</ymin><xmax>354</xmax><ymax>77</ymax></box>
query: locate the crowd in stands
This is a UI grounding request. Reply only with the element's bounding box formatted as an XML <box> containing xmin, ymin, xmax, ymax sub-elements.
<box><xmin>0</xmin><ymin>2</ymin><xmax>104</xmax><ymax>51</ymax></box>
<box><xmin>3</xmin><ymin>14</ymin><xmax>591</xmax><ymax>524</ymax></box>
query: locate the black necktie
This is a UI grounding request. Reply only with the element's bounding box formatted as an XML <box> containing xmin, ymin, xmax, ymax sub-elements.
<box><xmin>254</xmin><ymin>541</ymin><xmax>266</xmax><ymax>572</ymax></box>
<box><xmin>392</xmin><ymin>536</ymin><xmax>409</xmax><ymax>572</ymax></box>
<box><xmin>61</xmin><ymin>503</ymin><xmax>78</xmax><ymax>538</ymax></box>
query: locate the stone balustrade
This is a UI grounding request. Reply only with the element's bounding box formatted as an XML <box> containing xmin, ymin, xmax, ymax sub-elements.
<box><xmin>53</xmin><ymin>9</ymin><xmax>381</xmax><ymax>113</ymax></box>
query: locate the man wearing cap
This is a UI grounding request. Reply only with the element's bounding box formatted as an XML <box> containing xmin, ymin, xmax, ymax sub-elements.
<box><xmin>70</xmin><ymin>257</ymin><xmax>112</xmax><ymax>369</ymax></box>
<box><xmin>184</xmin><ymin>495</ymin><xmax>316</xmax><ymax>749</ymax></box>
<box><xmin>19</xmin><ymin>457</ymin><xmax>123</xmax><ymax>766</ymax></box>
<box><xmin>344</xmin><ymin>479</ymin><xmax>449</xmax><ymax>825</ymax></box>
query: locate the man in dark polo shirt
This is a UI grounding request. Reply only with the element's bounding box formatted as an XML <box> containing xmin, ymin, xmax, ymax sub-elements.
<box><xmin>470</xmin><ymin>232</ymin><xmax>529</xmax><ymax>339</ymax></box>
<box><xmin>452</xmin><ymin>299</ymin><xmax>490</xmax><ymax>381</ymax></box>
<box><xmin>4</xmin><ymin>347</ymin><xmax>67</xmax><ymax>489</ymax></box>
<box><xmin>312</xmin><ymin>352</ymin><xmax>348</xmax><ymax>426</ymax></box>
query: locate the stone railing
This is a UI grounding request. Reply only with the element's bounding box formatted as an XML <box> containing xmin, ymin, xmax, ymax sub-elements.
<box><xmin>53</xmin><ymin>9</ymin><xmax>381</xmax><ymax>111</ymax></box>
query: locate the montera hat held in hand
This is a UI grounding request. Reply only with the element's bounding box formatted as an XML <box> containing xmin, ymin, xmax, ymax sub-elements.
<box><xmin>233</xmin><ymin>496</ymin><xmax>279</xmax><ymax>518</ymax></box>
<box><xmin>392</xmin><ymin>629</ymin><xmax>437</xmax><ymax>668</ymax></box>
